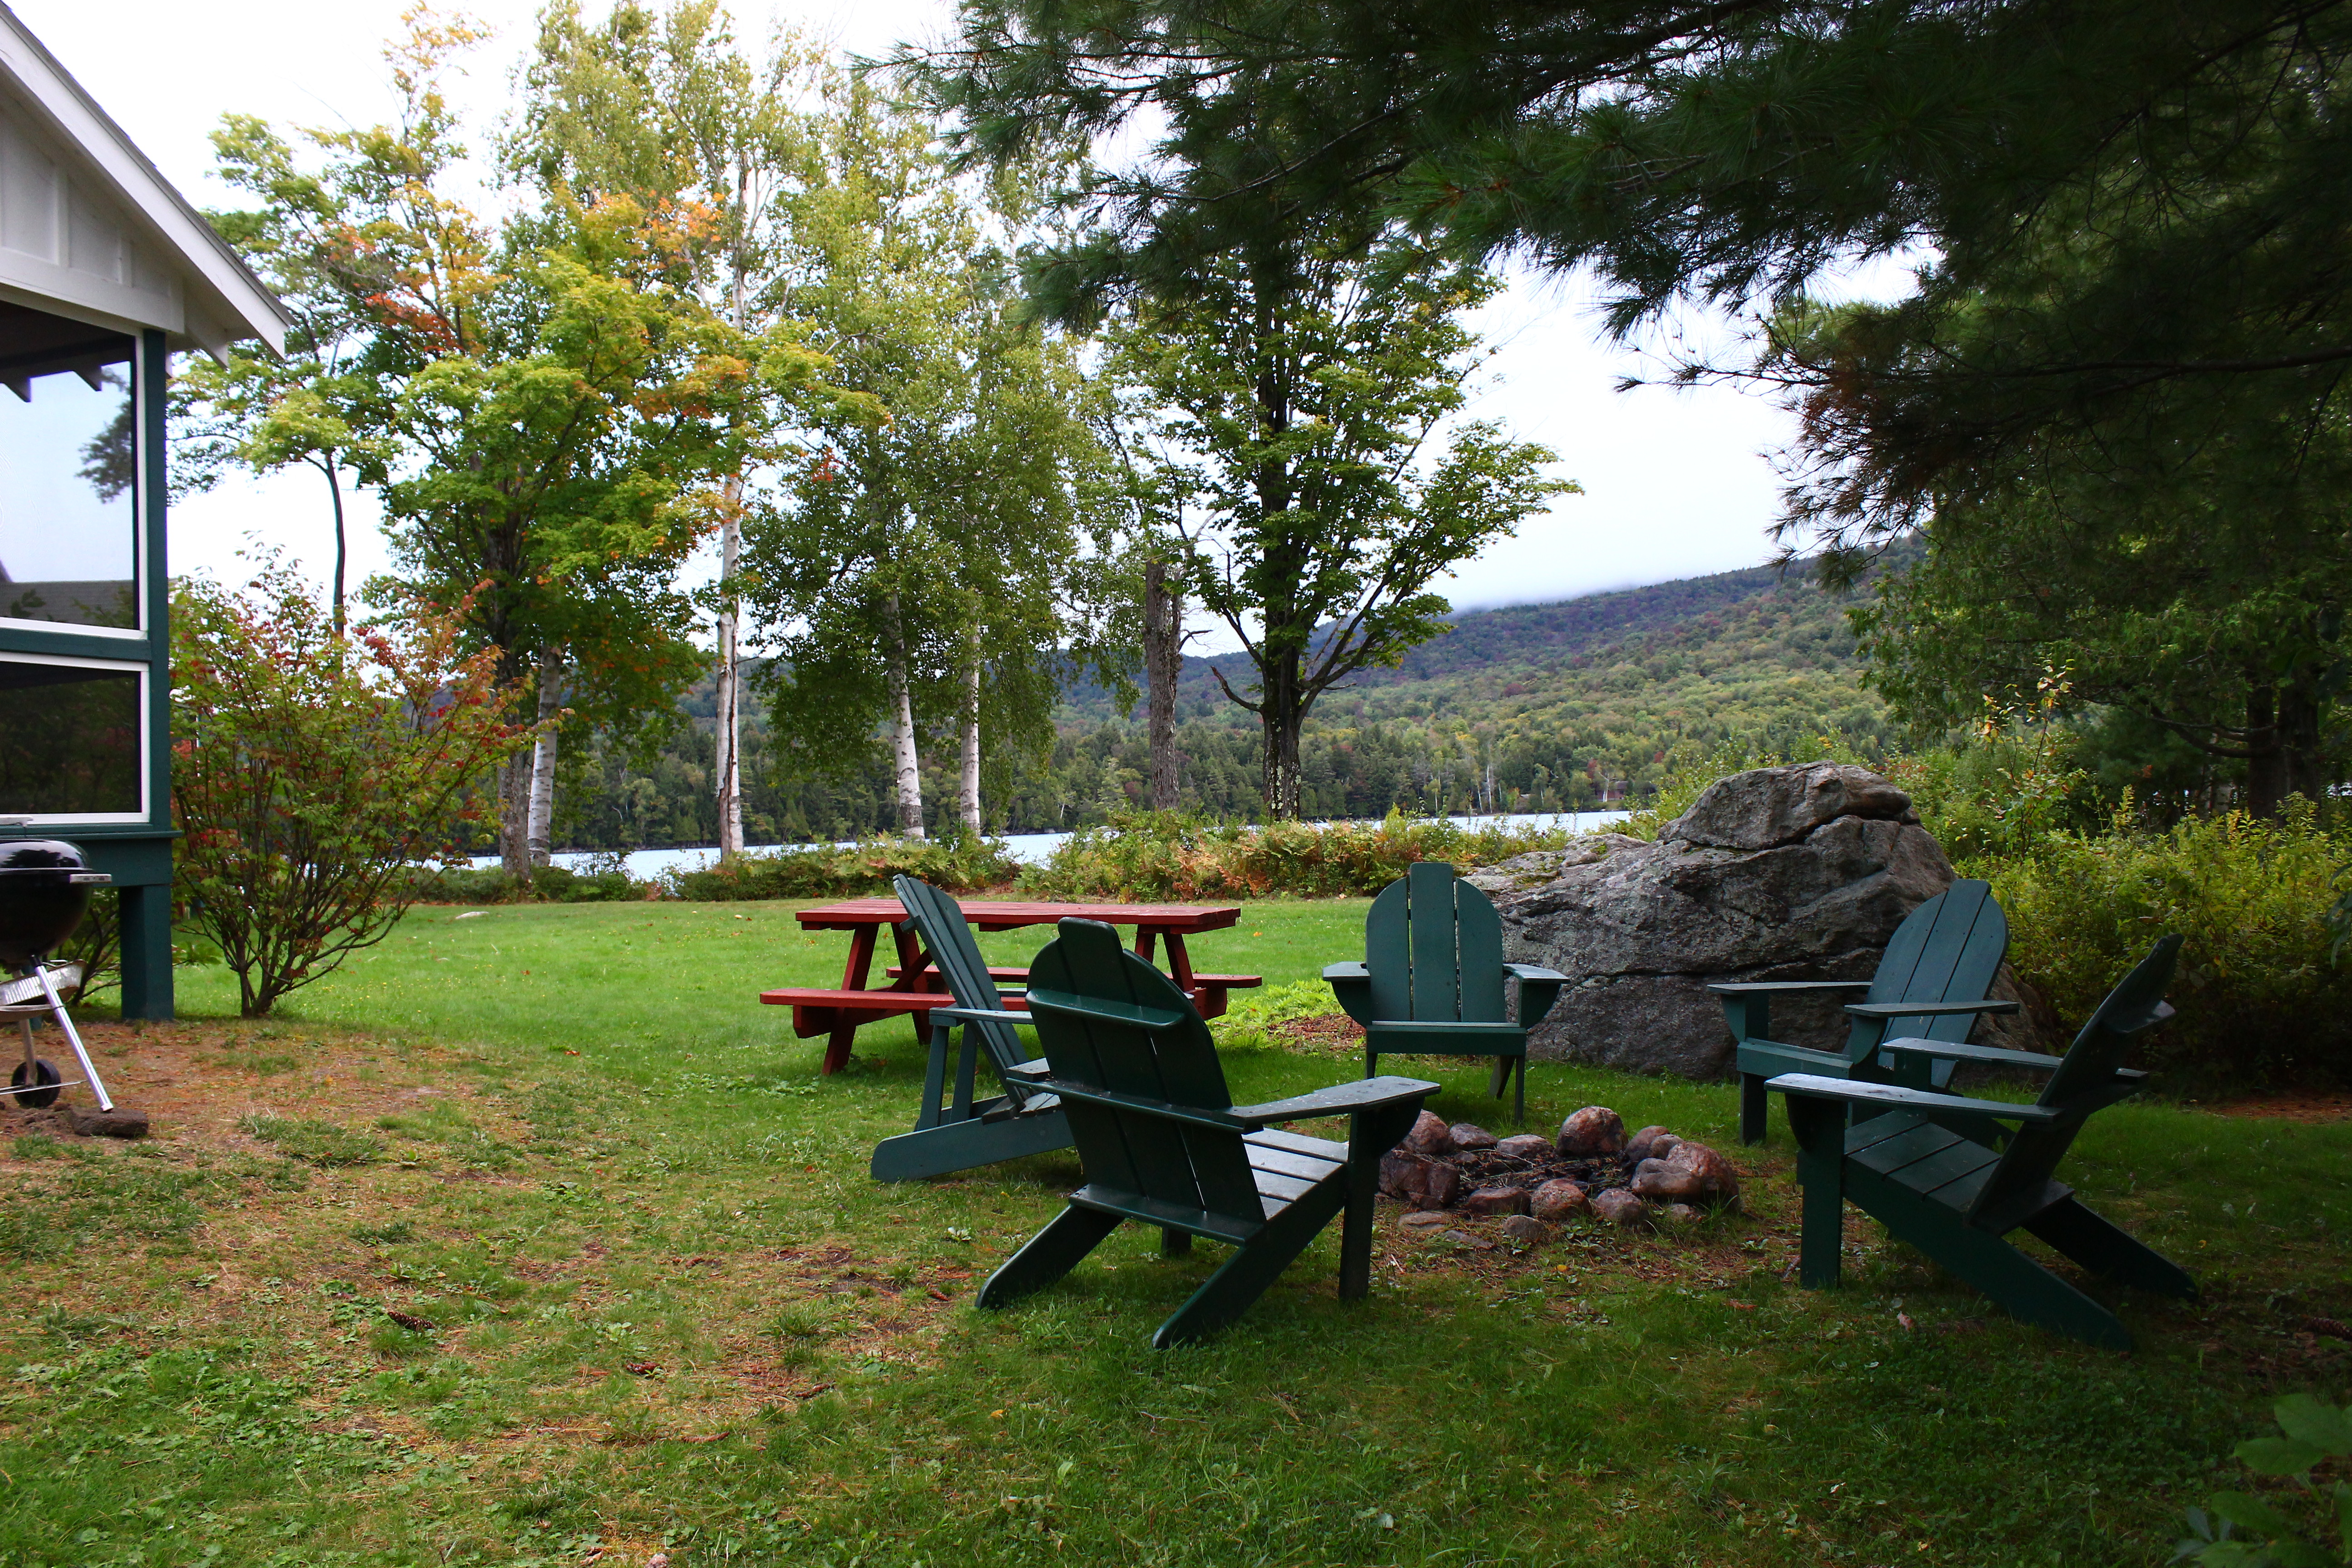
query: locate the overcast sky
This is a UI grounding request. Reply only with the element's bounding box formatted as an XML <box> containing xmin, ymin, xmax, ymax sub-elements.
<box><xmin>15</xmin><ymin>0</ymin><xmax>1849</xmax><ymax>627</ymax></box>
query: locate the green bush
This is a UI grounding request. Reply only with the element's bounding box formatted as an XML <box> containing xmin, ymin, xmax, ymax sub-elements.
<box><xmin>1980</xmin><ymin>802</ymin><xmax>2352</xmax><ymax>1088</ymax></box>
<box><xmin>666</xmin><ymin>835</ymin><xmax>1019</xmax><ymax>901</ymax></box>
<box><xmin>1014</xmin><ymin>809</ymin><xmax>1574</xmax><ymax>900</ymax></box>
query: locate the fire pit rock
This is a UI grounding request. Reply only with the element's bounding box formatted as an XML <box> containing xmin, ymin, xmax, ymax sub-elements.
<box><xmin>1380</xmin><ymin>1109</ymin><xmax>1740</xmax><ymax>1229</ymax></box>
<box><xmin>1557</xmin><ymin>1106</ymin><xmax>1626</xmax><ymax>1157</ymax></box>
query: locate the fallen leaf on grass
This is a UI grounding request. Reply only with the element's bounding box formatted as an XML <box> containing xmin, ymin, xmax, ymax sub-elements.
<box><xmin>624</xmin><ymin>1362</ymin><xmax>662</xmax><ymax>1376</ymax></box>
<box><xmin>384</xmin><ymin>1310</ymin><xmax>435</xmax><ymax>1334</ymax></box>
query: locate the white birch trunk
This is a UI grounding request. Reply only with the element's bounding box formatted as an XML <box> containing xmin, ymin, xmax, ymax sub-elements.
<box><xmin>526</xmin><ymin>645</ymin><xmax>564</xmax><ymax>867</ymax></box>
<box><xmin>714</xmin><ymin>477</ymin><xmax>745</xmax><ymax>859</ymax></box>
<box><xmin>958</xmin><ymin>634</ymin><xmax>983</xmax><ymax>838</ymax></box>
<box><xmin>714</xmin><ymin>235</ymin><xmax>750</xmax><ymax>860</ymax></box>
<box><xmin>883</xmin><ymin>593</ymin><xmax>926</xmax><ymax>839</ymax></box>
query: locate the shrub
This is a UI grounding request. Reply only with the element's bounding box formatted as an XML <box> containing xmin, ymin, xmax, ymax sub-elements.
<box><xmin>171</xmin><ymin>564</ymin><xmax>534</xmax><ymax>1015</ymax></box>
<box><xmin>666</xmin><ymin>835</ymin><xmax>1019</xmax><ymax>901</ymax></box>
<box><xmin>1981</xmin><ymin>802</ymin><xmax>2352</xmax><ymax>1088</ymax></box>
<box><xmin>1015</xmin><ymin>809</ymin><xmax>1574</xmax><ymax>900</ymax></box>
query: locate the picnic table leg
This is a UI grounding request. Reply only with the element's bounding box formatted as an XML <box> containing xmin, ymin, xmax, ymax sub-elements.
<box><xmin>823</xmin><ymin>924</ymin><xmax>878</xmax><ymax>1075</ymax></box>
<box><xmin>891</xmin><ymin>922</ymin><xmax>932</xmax><ymax>1049</ymax></box>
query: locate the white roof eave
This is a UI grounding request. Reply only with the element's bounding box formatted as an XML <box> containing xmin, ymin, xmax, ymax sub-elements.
<box><xmin>0</xmin><ymin>3</ymin><xmax>290</xmax><ymax>355</ymax></box>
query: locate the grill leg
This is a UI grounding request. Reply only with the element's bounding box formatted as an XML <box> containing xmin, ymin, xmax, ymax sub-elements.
<box><xmin>35</xmin><ymin>965</ymin><xmax>111</xmax><ymax>1112</ymax></box>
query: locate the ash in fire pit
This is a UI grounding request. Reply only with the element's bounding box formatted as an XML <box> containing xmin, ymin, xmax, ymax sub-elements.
<box><xmin>1379</xmin><ymin>1105</ymin><xmax>1740</xmax><ymax>1230</ymax></box>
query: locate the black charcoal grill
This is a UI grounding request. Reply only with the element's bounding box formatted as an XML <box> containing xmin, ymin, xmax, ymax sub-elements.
<box><xmin>0</xmin><ymin>833</ymin><xmax>116</xmax><ymax>1111</ymax></box>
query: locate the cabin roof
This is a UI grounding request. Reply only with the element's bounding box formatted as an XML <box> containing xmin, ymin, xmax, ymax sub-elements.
<box><xmin>0</xmin><ymin>4</ymin><xmax>289</xmax><ymax>354</ymax></box>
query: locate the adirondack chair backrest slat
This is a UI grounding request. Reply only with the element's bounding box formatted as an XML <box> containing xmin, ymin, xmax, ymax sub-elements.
<box><xmin>894</xmin><ymin>876</ymin><xmax>1028</xmax><ymax>1075</ymax></box>
<box><xmin>1028</xmin><ymin>919</ymin><xmax>1260</xmax><ymax>1221</ymax></box>
<box><xmin>1965</xmin><ymin>936</ymin><xmax>2182</xmax><ymax>1229</ymax></box>
<box><xmin>1844</xmin><ymin>880</ymin><xmax>2009</xmax><ymax>1058</ymax></box>
<box><xmin>1366</xmin><ymin>861</ymin><xmax>1509</xmax><ymax>1024</ymax></box>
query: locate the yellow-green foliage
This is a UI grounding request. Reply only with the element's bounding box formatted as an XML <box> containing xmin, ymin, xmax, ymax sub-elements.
<box><xmin>1014</xmin><ymin>809</ymin><xmax>1573</xmax><ymax>899</ymax></box>
<box><xmin>1982</xmin><ymin>804</ymin><xmax>2352</xmax><ymax>1086</ymax></box>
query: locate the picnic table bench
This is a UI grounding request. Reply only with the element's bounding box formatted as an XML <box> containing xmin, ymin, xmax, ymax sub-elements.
<box><xmin>761</xmin><ymin>897</ymin><xmax>1262</xmax><ymax>1073</ymax></box>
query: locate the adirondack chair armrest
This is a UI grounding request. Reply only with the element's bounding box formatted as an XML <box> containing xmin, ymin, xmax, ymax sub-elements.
<box><xmin>1323</xmin><ymin>962</ymin><xmax>1375</xmax><ymax>1026</ymax></box>
<box><xmin>1880</xmin><ymin>1037</ymin><xmax>2151</xmax><ymax>1081</ymax></box>
<box><xmin>934</xmin><ymin>1006</ymin><xmax>1033</xmax><ymax>1029</ymax></box>
<box><xmin>1229</xmin><ymin>1074</ymin><xmax>1440</xmax><ymax>1128</ymax></box>
<box><xmin>1765</xmin><ymin>1072</ymin><xmax>2065</xmax><ymax>1125</ymax></box>
<box><xmin>1706</xmin><ymin>980</ymin><xmax>1874</xmax><ymax>995</ymax></box>
<box><xmin>1843</xmin><ymin>999</ymin><xmax>2022</xmax><ymax>1020</ymax></box>
<box><xmin>1503</xmin><ymin>964</ymin><xmax>1567</xmax><ymax>1026</ymax></box>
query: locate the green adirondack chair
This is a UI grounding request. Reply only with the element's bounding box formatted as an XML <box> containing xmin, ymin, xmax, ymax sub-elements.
<box><xmin>1769</xmin><ymin>935</ymin><xmax>2194</xmax><ymax>1350</ymax></box>
<box><xmin>972</xmin><ymin>917</ymin><xmax>1440</xmax><ymax>1348</ymax></box>
<box><xmin>1714</xmin><ymin>879</ymin><xmax>2019</xmax><ymax>1146</ymax></box>
<box><xmin>1323</xmin><ymin>861</ymin><xmax>1566</xmax><ymax>1122</ymax></box>
<box><xmin>866</xmin><ymin>877</ymin><xmax>1073</xmax><ymax>1183</ymax></box>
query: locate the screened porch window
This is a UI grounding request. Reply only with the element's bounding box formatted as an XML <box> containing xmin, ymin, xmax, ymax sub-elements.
<box><xmin>0</xmin><ymin>656</ymin><xmax>142</xmax><ymax>817</ymax></box>
<box><xmin>0</xmin><ymin>301</ymin><xmax>137</xmax><ymax>630</ymax></box>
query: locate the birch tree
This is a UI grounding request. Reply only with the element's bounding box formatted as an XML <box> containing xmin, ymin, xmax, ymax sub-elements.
<box><xmin>517</xmin><ymin>0</ymin><xmax>826</xmax><ymax>858</ymax></box>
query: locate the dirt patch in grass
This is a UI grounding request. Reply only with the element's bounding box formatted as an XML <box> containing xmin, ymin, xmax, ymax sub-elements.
<box><xmin>2202</xmin><ymin>1089</ymin><xmax>2352</xmax><ymax>1122</ymax></box>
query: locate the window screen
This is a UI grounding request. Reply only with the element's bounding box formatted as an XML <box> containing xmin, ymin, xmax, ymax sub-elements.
<box><xmin>0</xmin><ymin>659</ymin><xmax>141</xmax><ymax>816</ymax></box>
<box><xmin>0</xmin><ymin>302</ymin><xmax>137</xmax><ymax>629</ymax></box>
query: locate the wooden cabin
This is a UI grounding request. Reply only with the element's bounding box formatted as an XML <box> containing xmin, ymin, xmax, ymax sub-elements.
<box><xmin>0</xmin><ymin>11</ymin><xmax>290</xmax><ymax>1017</ymax></box>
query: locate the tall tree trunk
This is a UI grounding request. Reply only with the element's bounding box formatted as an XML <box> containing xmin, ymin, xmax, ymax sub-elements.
<box><xmin>959</xmin><ymin>632</ymin><xmax>984</xmax><ymax>838</ymax></box>
<box><xmin>526</xmin><ymin>645</ymin><xmax>564</xmax><ymax>867</ymax></box>
<box><xmin>1145</xmin><ymin>560</ymin><xmax>1183</xmax><ymax>810</ymax></box>
<box><xmin>2244</xmin><ymin>676</ymin><xmax>2328</xmax><ymax>817</ymax></box>
<box><xmin>498</xmin><ymin>753</ymin><xmax>532</xmax><ymax>880</ymax></box>
<box><xmin>1262</xmin><ymin>706</ymin><xmax>1303</xmax><ymax>819</ymax></box>
<box><xmin>322</xmin><ymin>458</ymin><xmax>348</xmax><ymax>637</ymax></box>
<box><xmin>714</xmin><ymin>478</ymin><xmax>745</xmax><ymax>860</ymax></box>
<box><xmin>714</xmin><ymin>237</ymin><xmax>750</xmax><ymax>860</ymax></box>
<box><xmin>883</xmin><ymin>592</ymin><xmax>926</xmax><ymax>839</ymax></box>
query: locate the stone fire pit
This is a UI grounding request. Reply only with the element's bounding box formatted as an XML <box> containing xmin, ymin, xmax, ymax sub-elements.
<box><xmin>1380</xmin><ymin>1105</ymin><xmax>1741</xmax><ymax>1243</ymax></box>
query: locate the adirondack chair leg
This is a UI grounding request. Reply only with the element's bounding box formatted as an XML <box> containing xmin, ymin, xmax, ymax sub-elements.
<box><xmin>1339</xmin><ymin>1102</ymin><xmax>1419</xmax><ymax>1298</ymax></box>
<box><xmin>950</xmin><ymin>1022</ymin><xmax>982</xmax><ymax>1121</ymax></box>
<box><xmin>915</xmin><ymin>1018</ymin><xmax>952</xmax><ymax>1132</ymax></box>
<box><xmin>978</xmin><ymin>1205</ymin><xmax>1122</xmax><ymax>1308</ymax></box>
<box><xmin>1152</xmin><ymin>1187</ymin><xmax>1345</xmax><ymax>1349</ymax></box>
<box><xmin>2025</xmin><ymin>1197</ymin><xmax>2198</xmax><ymax>1301</ymax></box>
<box><xmin>1905</xmin><ymin>1216</ymin><xmax>2133</xmax><ymax>1350</ymax></box>
<box><xmin>1785</xmin><ymin>1095</ymin><xmax>1848</xmax><ymax>1288</ymax></box>
<box><xmin>1161</xmin><ymin>1228</ymin><xmax>1191</xmax><ymax>1259</ymax></box>
<box><xmin>1739</xmin><ymin>1073</ymin><xmax>1768</xmax><ymax>1145</ymax></box>
<box><xmin>869</xmin><ymin>1106</ymin><xmax>1072</xmax><ymax>1183</ymax></box>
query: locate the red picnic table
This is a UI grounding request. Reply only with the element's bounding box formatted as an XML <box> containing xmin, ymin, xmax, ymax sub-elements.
<box><xmin>762</xmin><ymin>897</ymin><xmax>1262</xmax><ymax>1074</ymax></box>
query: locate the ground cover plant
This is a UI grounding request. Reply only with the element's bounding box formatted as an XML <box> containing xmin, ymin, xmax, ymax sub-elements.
<box><xmin>1</xmin><ymin>898</ymin><xmax>2343</xmax><ymax>1564</ymax></box>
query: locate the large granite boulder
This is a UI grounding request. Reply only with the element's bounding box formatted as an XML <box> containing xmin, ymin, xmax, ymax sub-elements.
<box><xmin>1469</xmin><ymin>762</ymin><xmax>2028</xmax><ymax>1078</ymax></box>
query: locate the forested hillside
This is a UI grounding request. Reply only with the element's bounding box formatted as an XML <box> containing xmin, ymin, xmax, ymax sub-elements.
<box><xmin>550</xmin><ymin>559</ymin><xmax>1891</xmax><ymax>848</ymax></box>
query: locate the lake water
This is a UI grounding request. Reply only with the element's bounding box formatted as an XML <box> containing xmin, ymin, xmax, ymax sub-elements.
<box><xmin>475</xmin><ymin>808</ymin><xmax>1635</xmax><ymax>884</ymax></box>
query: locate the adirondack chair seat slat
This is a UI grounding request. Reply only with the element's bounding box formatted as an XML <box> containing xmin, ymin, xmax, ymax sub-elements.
<box><xmin>1248</xmin><ymin>1126</ymin><xmax>1348</xmax><ymax>1161</ymax></box>
<box><xmin>1727</xmin><ymin>879</ymin><xmax>2012</xmax><ymax>1145</ymax></box>
<box><xmin>1248</xmin><ymin>1139</ymin><xmax>1349</xmax><ymax>1182</ymax></box>
<box><xmin>1736</xmin><ymin>1040</ymin><xmax>1854</xmax><ymax>1078</ymax></box>
<box><xmin>980</xmin><ymin>917</ymin><xmax>1439</xmax><ymax>1347</ymax></box>
<box><xmin>1850</xmin><ymin>1120</ymin><xmax>2006</xmax><ymax>1198</ymax></box>
<box><xmin>1844</xmin><ymin>998</ymin><xmax>2019</xmax><ymax>1020</ymax></box>
<box><xmin>1068</xmin><ymin>1184</ymin><xmax>1267</xmax><ymax>1245</ymax></box>
<box><xmin>1773</xmin><ymin>937</ymin><xmax>2195</xmax><ymax>1348</ymax></box>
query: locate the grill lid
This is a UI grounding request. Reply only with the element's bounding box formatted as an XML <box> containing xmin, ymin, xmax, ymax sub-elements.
<box><xmin>0</xmin><ymin>840</ymin><xmax>109</xmax><ymax>885</ymax></box>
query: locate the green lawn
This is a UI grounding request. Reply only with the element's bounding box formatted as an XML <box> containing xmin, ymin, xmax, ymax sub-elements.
<box><xmin>0</xmin><ymin>897</ymin><xmax>2344</xmax><ymax>1566</ymax></box>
